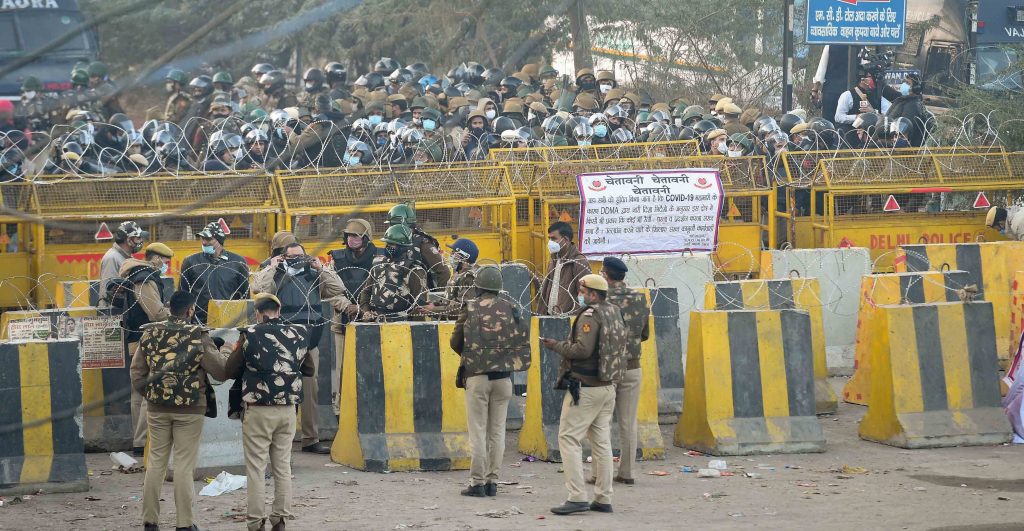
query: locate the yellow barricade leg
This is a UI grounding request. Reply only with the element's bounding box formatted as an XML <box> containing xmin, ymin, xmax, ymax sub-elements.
<box><xmin>0</xmin><ymin>340</ymin><xmax>89</xmax><ymax>495</ymax></box>
<box><xmin>704</xmin><ymin>278</ymin><xmax>837</xmax><ymax>414</ymax></box>
<box><xmin>675</xmin><ymin>309</ymin><xmax>826</xmax><ymax>455</ymax></box>
<box><xmin>859</xmin><ymin>301</ymin><xmax>1011</xmax><ymax>448</ymax></box>
<box><xmin>331</xmin><ymin>322</ymin><xmax>470</xmax><ymax>472</ymax></box>
<box><xmin>844</xmin><ymin>271</ymin><xmax>972</xmax><ymax>406</ymax></box>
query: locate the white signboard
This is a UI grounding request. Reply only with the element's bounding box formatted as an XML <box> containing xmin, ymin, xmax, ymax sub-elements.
<box><xmin>80</xmin><ymin>315</ymin><xmax>125</xmax><ymax>369</ymax></box>
<box><xmin>577</xmin><ymin>168</ymin><xmax>724</xmax><ymax>256</ymax></box>
<box><xmin>6</xmin><ymin>317</ymin><xmax>52</xmax><ymax>341</ymax></box>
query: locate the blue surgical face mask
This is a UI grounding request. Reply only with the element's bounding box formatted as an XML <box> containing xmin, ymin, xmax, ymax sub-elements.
<box><xmin>345</xmin><ymin>154</ymin><xmax>361</xmax><ymax>166</ymax></box>
<box><xmin>422</xmin><ymin>119</ymin><xmax>437</xmax><ymax>132</ymax></box>
<box><xmin>368</xmin><ymin>114</ymin><xmax>383</xmax><ymax>126</ymax></box>
<box><xmin>594</xmin><ymin>124</ymin><xmax>608</xmax><ymax>138</ymax></box>
<box><xmin>577</xmin><ymin>295</ymin><xmax>586</xmax><ymax>307</ymax></box>
<box><xmin>577</xmin><ymin>140</ymin><xmax>592</xmax><ymax>147</ymax></box>
<box><xmin>160</xmin><ymin>262</ymin><xmax>169</xmax><ymax>275</ymax></box>
<box><xmin>899</xmin><ymin>82</ymin><xmax>911</xmax><ymax>96</ymax></box>
<box><xmin>377</xmin><ymin>136</ymin><xmax>387</xmax><ymax>146</ymax></box>
<box><xmin>201</xmin><ymin>244</ymin><xmax>215</xmax><ymax>254</ymax></box>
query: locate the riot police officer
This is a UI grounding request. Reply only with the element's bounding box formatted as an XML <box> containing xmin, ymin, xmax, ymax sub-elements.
<box><xmin>357</xmin><ymin>224</ymin><xmax>427</xmax><ymax>321</ymax></box>
<box><xmin>451</xmin><ymin>265</ymin><xmax>529</xmax><ymax>497</ymax></box>
<box><xmin>386</xmin><ymin>202</ymin><xmax>451</xmax><ymax>289</ymax></box>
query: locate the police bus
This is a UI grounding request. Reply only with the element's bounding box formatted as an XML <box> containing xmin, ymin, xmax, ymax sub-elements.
<box><xmin>0</xmin><ymin>0</ymin><xmax>100</xmax><ymax>100</ymax></box>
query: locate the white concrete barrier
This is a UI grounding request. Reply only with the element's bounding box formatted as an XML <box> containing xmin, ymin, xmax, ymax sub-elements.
<box><xmin>760</xmin><ymin>248</ymin><xmax>872</xmax><ymax>373</ymax></box>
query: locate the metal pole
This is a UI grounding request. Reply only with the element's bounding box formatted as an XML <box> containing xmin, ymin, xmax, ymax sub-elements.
<box><xmin>783</xmin><ymin>0</ymin><xmax>794</xmax><ymax>112</ymax></box>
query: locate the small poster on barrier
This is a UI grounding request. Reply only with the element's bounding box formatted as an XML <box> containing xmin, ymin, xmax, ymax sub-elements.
<box><xmin>576</xmin><ymin>168</ymin><xmax>724</xmax><ymax>256</ymax></box>
<box><xmin>6</xmin><ymin>317</ymin><xmax>53</xmax><ymax>341</ymax></box>
<box><xmin>79</xmin><ymin>315</ymin><xmax>125</xmax><ymax>369</ymax></box>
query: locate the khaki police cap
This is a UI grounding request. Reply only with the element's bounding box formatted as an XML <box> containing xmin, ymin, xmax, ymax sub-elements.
<box><xmin>579</xmin><ymin>273</ymin><xmax>609</xmax><ymax>292</ymax></box>
<box><xmin>145</xmin><ymin>242</ymin><xmax>173</xmax><ymax>258</ymax></box>
<box><xmin>254</xmin><ymin>292</ymin><xmax>281</xmax><ymax>307</ymax></box>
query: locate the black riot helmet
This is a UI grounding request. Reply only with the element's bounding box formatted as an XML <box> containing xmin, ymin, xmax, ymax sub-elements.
<box><xmin>324</xmin><ymin>62</ymin><xmax>347</xmax><ymax>84</ymax></box>
<box><xmin>692</xmin><ymin>119</ymin><xmax>716</xmax><ymax>137</ymax></box>
<box><xmin>189</xmin><ymin>75</ymin><xmax>213</xmax><ymax>98</ymax></box>
<box><xmin>779</xmin><ymin>113</ymin><xmax>804</xmax><ymax>134</ymax></box>
<box><xmin>303</xmin><ymin>68</ymin><xmax>325</xmax><ymax>92</ymax></box>
<box><xmin>407</xmin><ymin>62</ymin><xmax>430</xmax><ymax>80</ymax></box>
<box><xmin>375</xmin><ymin>57</ymin><xmax>401</xmax><ymax>75</ymax></box>
<box><xmin>251</xmin><ymin>63</ymin><xmax>274</xmax><ymax>78</ymax></box>
<box><xmin>259</xmin><ymin>70</ymin><xmax>287</xmax><ymax>94</ymax></box>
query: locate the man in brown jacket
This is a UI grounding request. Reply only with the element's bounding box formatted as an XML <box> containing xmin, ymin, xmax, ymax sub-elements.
<box><xmin>120</xmin><ymin>242</ymin><xmax>173</xmax><ymax>456</ymax></box>
<box><xmin>132</xmin><ymin>291</ymin><xmax>232</xmax><ymax>531</ymax></box>
<box><xmin>538</xmin><ymin>221</ymin><xmax>591</xmax><ymax>316</ymax></box>
<box><xmin>251</xmin><ymin>242</ymin><xmax>352</xmax><ymax>454</ymax></box>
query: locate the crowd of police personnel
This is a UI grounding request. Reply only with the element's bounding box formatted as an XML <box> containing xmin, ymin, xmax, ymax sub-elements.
<box><xmin>104</xmin><ymin>200</ymin><xmax>646</xmax><ymax>529</ymax></box>
<box><xmin>0</xmin><ymin>57</ymin><xmax>935</xmax><ymax>182</ymax></box>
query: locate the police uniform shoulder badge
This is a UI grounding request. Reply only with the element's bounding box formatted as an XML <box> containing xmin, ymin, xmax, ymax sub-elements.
<box><xmin>582</xmin><ymin>323</ymin><xmax>592</xmax><ymax>333</ymax></box>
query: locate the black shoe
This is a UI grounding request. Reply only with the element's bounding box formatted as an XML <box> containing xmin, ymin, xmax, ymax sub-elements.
<box><xmin>132</xmin><ymin>447</ymin><xmax>145</xmax><ymax>457</ymax></box>
<box><xmin>485</xmin><ymin>482</ymin><xmax>497</xmax><ymax>497</ymax></box>
<box><xmin>550</xmin><ymin>501</ymin><xmax>590</xmax><ymax>515</ymax></box>
<box><xmin>270</xmin><ymin>519</ymin><xmax>285</xmax><ymax>531</ymax></box>
<box><xmin>143</xmin><ymin>524</ymin><xmax>159</xmax><ymax>531</ymax></box>
<box><xmin>590</xmin><ymin>501</ymin><xmax>614</xmax><ymax>513</ymax></box>
<box><xmin>301</xmin><ymin>443</ymin><xmax>331</xmax><ymax>455</ymax></box>
<box><xmin>175</xmin><ymin>526</ymin><xmax>200</xmax><ymax>531</ymax></box>
<box><xmin>461</xmin><ymin>484</ymin><xmax>487</xmax><ymax>497</ymax></box>
<box><xmin>614</xmin><ymin>476</ymin><xmax>635</xmax><ymax>485</ymax></box>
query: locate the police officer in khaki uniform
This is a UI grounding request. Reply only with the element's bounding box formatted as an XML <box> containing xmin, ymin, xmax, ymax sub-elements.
<box><xmin>132</xmin><ymin>291</ymin><xmax>231</xmax><ymax>531</ymax></box>
<box><xmin>225</xmin><ymin>293</ymin><xmax>314</xmax><ymax>531</ymax></box>
<box><xmin>540</xmin><ymin>274</ymin><xmax>628</xmax><ymax>516</ymax></box>
<box><xmin>119</xmin><ymin>242</ymin><xmax>174</xmax><ymax>456</ymax></box>
<box><xmin>600</xmin><ymin>257</ymin><xmax>650</xmax><ymax>485</ymax></box>
<box><xmin>252</xmin><ymin>242</ymin><xmax>352</xmax><ymax>455</ymax></box>
<box><xmin>450</xmin><ymin>266</ymin><xmax>529</xmax><ymax>497</ymax></box>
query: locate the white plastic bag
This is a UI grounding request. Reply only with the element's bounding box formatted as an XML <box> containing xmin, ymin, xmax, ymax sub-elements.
<box><xmin>199</xmin><ymin>471</ymin><xmax>247</xmax><ymax>496</ymax></box>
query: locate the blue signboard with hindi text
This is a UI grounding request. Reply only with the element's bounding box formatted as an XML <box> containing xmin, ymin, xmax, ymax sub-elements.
<box><xmin>806</xmin><ymin>0</ymin><xmax>906</xmax><ymax>46</ymax></box>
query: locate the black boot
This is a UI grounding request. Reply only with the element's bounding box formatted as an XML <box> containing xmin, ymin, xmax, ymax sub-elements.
<box><xmin>143</xmin><ymin>524</ymin><xmax>159</xmax><ymax>531</ymax></box>
<box><xmin>484</xmin><ymin>482</ymin><xmax>497</xmax><ymax>497</ymax></box>
<box><xmin>461</xmin><ymin>484</ymin><xmax>486</xmax><ymax>497</ymax></box>
<box><xmin>301</xmin><ymin>442</ymin><xmax>331</xmax><ymax>455</ymax></box>
<box><xmin>550</xmin><ymin>501</ymin><xmax>590</xmax><ymax>515</ymax></box>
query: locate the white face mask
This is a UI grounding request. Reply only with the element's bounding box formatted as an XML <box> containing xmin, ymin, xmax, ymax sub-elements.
<box><xmin>727</xmin><ymin>149</ymin><xmax>743</xmax><ymax>158</ymax></box>
<box><xmin>485</xmin><ymin>109</ymin><xmax>496</xmax><ymax>120</ymax></box>
<box><xmin>547</xmin><ymin>240</ymin><xmax>561</xmax><ymax>254</ymax></box>
<box><xmin>286</xmin><ymin>266</ymin><xmax>304</xmax><ymax>276</ymax></box>
<box><xmin>599</xmin><ymin>84</ymin><xmax>612</xmax><ymax>93</ymax></box>
<box><xmin>527</xmin><ymin>112</ymin><xmax>536</xmax><ymax>122</ymax></box>
<box><xmin>674</xmin><ymin>118</ymin><xmax>683</xmax><ymax>127</ymax></box>
<box><xmin>716</xmin><ymin>142</ymin><xmax>728</xmax><ymax>155</ymax></box>
<box><xmin>22</xmin><ymin>91</ymin><xmax>36</xmax><ymax>101</ymax></box>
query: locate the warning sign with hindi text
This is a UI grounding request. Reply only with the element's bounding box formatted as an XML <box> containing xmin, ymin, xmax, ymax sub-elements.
<box><xmin>576</xmin><ymin>169</ymin><xmax>724</xmax><ymax>256</ymax></box>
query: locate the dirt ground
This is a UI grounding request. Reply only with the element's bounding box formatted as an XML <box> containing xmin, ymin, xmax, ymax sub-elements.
<box><xmin>3</xmin><ymin>379</ymin><xmax>1024</xmax><ymax>531</ymax></box>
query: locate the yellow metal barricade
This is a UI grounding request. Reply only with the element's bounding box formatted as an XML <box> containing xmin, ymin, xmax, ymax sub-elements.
<box><xmin>781</xmin><ymin>148</ymin><xmax>1019</xmax><ymax>271</ymax></box>
<box><xmin>3</xmin><ymin>172</ymin><xmax>278</xmax><ymax>307</ymax></box>
<box><xmin>275</xmin><ymin>161</ymin><xmax>517</xmax><ymax>263</ymax></box>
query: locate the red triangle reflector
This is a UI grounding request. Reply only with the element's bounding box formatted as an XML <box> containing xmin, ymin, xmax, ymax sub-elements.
<box><xmin>883</xmin><ymin>195</ymin><xmax>901</xmax><ymax>212</ymax></box>
<box><xmin>973</xmin><ymin>192</ymin><xmax>991</xmax><ymax>209</ymax></box>
<box><xmin>94</xmin><ymin>222</ymin><xmax>113</xmax><ymax>240</ymax></box>
<box><xmin>217</xmin><ymin>217</ymin><xmax>231</xmax><ymax>235</ymax></box>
